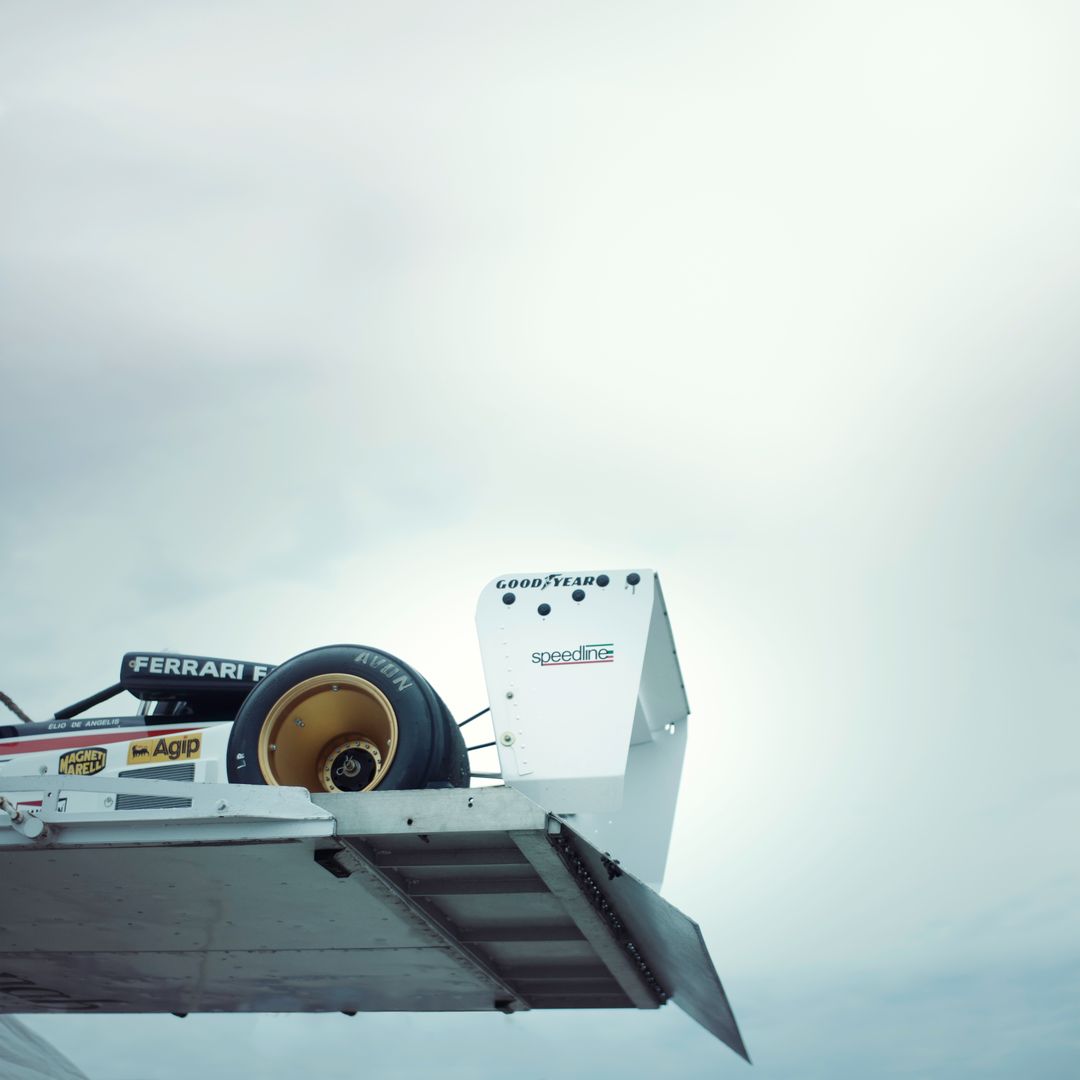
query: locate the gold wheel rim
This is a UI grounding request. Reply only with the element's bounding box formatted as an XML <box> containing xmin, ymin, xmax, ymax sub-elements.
<box><xmin>256</xmin><ymin>673</ymin><xmax>399</xmax><ymax>793</ymax></box>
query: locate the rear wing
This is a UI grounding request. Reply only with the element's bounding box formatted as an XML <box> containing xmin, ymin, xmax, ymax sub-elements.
<box><xmin>476</xmin><ymin>570</ymin><xmax>688</xmax><ymax>888</ymax></box>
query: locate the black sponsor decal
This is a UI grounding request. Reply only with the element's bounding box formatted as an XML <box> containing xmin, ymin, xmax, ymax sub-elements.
<box><xmin>120</xmin><ymin>653</ymin><xmax>276</xmax><ymax>703</ymax></box>
<box><xmin>58</xmin><ymin>746</ymin><xmax>107</xmax><ymax>776</ymax></box>
<box><xmin>126</xmin><ymin>654</ymin><xmax>273</xmax><ymax>682</ymax></box>
<box><xmin>496</xmin><ymin>573</ymin><xmax>601</xmax><ymax>591</ymax></box>
<box><xmin>531</xmin><ymin>643</ymin><xmax>616</xmax><ymax>666</ymax></box>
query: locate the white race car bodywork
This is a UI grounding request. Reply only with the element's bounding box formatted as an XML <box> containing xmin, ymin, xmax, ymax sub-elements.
<box><xmin>0</xmin><ymin>721</ymin><xmax>232</xmax><ymax>817</ymax></box>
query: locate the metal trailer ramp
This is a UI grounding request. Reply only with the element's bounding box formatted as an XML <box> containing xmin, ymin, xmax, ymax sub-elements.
<box><xmin>0</xmin><ymin>778</ymin><xmax>747</xmax><ymax>1062</ymax></box>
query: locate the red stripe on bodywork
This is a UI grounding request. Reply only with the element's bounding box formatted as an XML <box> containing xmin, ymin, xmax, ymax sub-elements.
<box><xmin>0</xmin><ymin>727</ymin><xmax>199</xmax><ymax>755</ymax></box>
<box><xmin>540</xmin><ymin>659</ymin><xmax>616</xmax><ymax>666</ymax></box>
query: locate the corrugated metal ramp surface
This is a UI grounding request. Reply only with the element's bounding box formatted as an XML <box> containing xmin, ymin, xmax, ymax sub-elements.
<box><xmin>0</xmin><ymin>781</ymin><xmax>747</xmax><ymax>1062</ymax></box>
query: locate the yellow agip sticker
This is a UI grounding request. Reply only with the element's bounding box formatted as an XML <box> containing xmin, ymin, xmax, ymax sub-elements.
<box><xmin>126</xmin><ymin>732</ymin><xmax>203</xmax><ymax>765</ymax></box>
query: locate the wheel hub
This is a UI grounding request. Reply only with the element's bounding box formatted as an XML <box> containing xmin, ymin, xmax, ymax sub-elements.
<box><xmin>320</xmin><ymin>738</ymin><xmax>382</xmax><ymax>793</ymax></box>
<box><xmin>255</xmin><ymin>673</ymin><xmax>399</xmax><ymax>793</ymax></box>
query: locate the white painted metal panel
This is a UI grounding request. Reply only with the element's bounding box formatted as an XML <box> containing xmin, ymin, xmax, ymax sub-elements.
<box><xmin>476</xmin><ymin>569</ymin><xmax>689</xmax><ymax>886</ymax></box>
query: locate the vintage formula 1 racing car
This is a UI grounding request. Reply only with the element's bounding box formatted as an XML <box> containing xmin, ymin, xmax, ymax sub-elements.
<box><xmin>1</xmin><ymin>569</ymin><xmax>687</xmax><ymax>888</ymax></box>
<box><xmin>0</xmin><ymin>643</ymin><xmax>471</xmax><ymax>817</ymax></box>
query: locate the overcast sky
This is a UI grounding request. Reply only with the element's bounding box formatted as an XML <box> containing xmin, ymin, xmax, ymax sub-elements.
<box><xmin>2</xmin><ymin>2</ymin><xmax>1079</xmax><ymax>1077</ymax></box>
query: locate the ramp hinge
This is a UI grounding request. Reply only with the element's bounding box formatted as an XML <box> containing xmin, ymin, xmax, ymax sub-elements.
<box><xmin>548</xmin><ymin>831</ymin><xmax>668</xmax><ymax>1006</ymax></box>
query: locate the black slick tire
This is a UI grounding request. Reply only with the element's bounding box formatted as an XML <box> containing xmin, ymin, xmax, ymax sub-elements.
<box><xmin>225</xmin><ymin>644</ymin><xmax>469</xmax><ymax>792</ymax></box>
